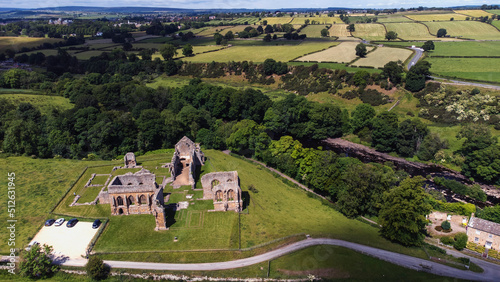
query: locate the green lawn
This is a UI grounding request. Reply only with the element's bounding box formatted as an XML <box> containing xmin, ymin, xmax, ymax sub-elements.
<box><xmin>0</xmin><ymin>94</ymin><xmax>74</xmax><ymax>114</ymax></box>
<box><xmin>426</xmin><ymin>57</ymin><xmax>500</xmax><ymax>83</ymax></box>
<box><xmin>181</xmin><ymin>42</ymin><xmax>335</xmax><ymax>63</ymax></box>
<box><xmin>430</xmin><ymin>41</ymin><xmax>500</xmax><ymax>56</ymax></box>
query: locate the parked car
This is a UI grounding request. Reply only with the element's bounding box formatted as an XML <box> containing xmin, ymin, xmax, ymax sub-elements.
<box><xmin>25</xmin><ymin>241</ymin><xmax>38</xmax><ymax>251</ymax></box>
<box><xmin>45</xmin><ymin>219</ymin><xmax>55</xmax><ymax>226</ymax></box>
<box><xmin>66</xmin><ymin>218</ymin><xmax>78</xmax><ymax>228</ymax></box>
<box><xmin>54</xmin><ymin>218</ymin><xmax>65</xmax><ymax>226</ymax></box>
<box><xmin>92</xmin><ymin>219</ymin><xmax>101</xmax><ymax>229</ymax></box>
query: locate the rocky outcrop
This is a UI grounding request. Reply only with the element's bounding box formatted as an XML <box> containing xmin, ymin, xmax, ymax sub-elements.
<box><xmin>322</xmin><ymin>138</ymin><xmax>500</xmax><ymax>202</ymax></box>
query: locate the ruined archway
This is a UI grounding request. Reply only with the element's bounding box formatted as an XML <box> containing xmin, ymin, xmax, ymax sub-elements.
<box><xmin>211</xmin><ymin>179</ymin><xmax>220</xmax><ymax>191</ymax></box>
<box><xmin>215</xmin><ymin>190</ymin><xmax>223</xmax><ymax>201</ymax></box>
<box><xmin>118</xmin><ymin>208</ymin><xmax>124</xmax><ymax>215</ymax></box>
<box><xmin>227</xmin><ymin>189</ymin><xmax>235</xmax><ymax>201</ymax></box>
<box><xmin>117</xmin><ymin>196</ymin><xmax>124</xmax><ymax>206</ymax></box>
<box><xmin>139</xmin><ymin>194</ymin><xmax>147</xmax><ymax>205</ymax></box>
<box><xmin>128</xmin><ymin>195</ymin><xmax>135</xmax><ymax>205</ymax></box>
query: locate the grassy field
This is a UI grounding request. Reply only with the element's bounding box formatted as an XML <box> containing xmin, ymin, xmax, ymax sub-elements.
<box><xmin>73</xmin><ymin>50</ymin><xmax>110</xmax><ymax>60</ymax></box>
<box><xmin>425</xmin><ymin>21</ymin><xmax>500</xmax><ymax>40</ymax></box>
<box><xmin>0</xmin><ymin>94</ymin><xmax>74</xmax><ymax>114</ymax></box>
<box><xmin>181</xmin><ymin>42</ymin><xmax>335</xmax><ymax>63</ymax></box>
<box><xmin>329</xmin><ymin>24</ymin><xmax>351</xmax><ymax>37</ymax></box>
<box><xmin>299</xmin><ymin>25</ymin><xmax>329</xmax><ymax>38</ymax></box>
<box><xmin>297</xmin><ymin>42</ymin><xmax>370</xmax><ymax>64</ymax></box>
<box><xmin>492</xmin><ymin>20</ymin><xmax>500</xmax><ymax>30</ymax></box>
<box><xmin>150</xmin><ymin>45</ymin><xmax>225</xmax><ymax>60</ymax></box>
<box><xmin>138</xmin><ymin>37</ymin><xmax>173</xmax><ymax>43</ymax></box>
<box><xmin>270</xmin><ymin>245</ymin><xmax>452</xmax><ymax>281</ymax></box>
<box><xmin>487</xmin><ymin>10</ymin><xmax>500</xmax><ymax>15</ymax></box>
<box><xmin>194</xmin><ymin>26</ymin><xmax>230</xmax><ymax>36</ymax></box>
<box><xmin>430</xmin><ymin>41</ymin><xmax>500</xmax><ymax>56</ymax></box>
<box><xmin>0</xmin><ymin>36</ymin><xmax>63</xmax><ymax>53</ymax></box>
<box><xmin>377</xmin><ymin>16</ymin><xmax>415</xmax><ymax>23</ymax></box>
<box><xmin>454</xmin><ymin>10</ymin><xmax>495</xmax><ymax>17</ymax></box>
<box><xmin>261</xmin><ymin>17</ymin><xmax>293</xmax><ymax>25</ymax></box>
<box><xmin>405</xmin><ymin>13</ymin><xmax>468</xmax><ymax>21</ymax></box>
<box><xmin>288</xmin><ymin>62</ymin><xmax>382</xmax><ymax>73</ymax></box>
<box><xmin>426</xmin><ymin>57</ymin><xmax>500</xmax><ymax>83</ymax></box>
<box><xmin>290</xmin><ymin>16</ymin><xmax>343</xmax><ymax>24</ymax></box>
<box><xmin>0</xmin><ymin>156</ymin><xmax>112</xmax><ymax>254</ymax></box>
<box><xmin>352</xmin><ymin>47</ymin><xmax>413</xmax><ymax>68</ymax></box>
<box><xmin>351</xmin><ymin>23</ymin><xmax>387</xmax><ymax>41</ymax></box>
<box><xmin>383</xmin><ymin>22</ymin><xmax>436</xmax><ymax>40</ymax></box>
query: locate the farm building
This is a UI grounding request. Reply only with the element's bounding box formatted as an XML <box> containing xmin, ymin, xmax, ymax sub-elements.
<box><xmin>467</xmin><ymin>214</ymin><xmax>500</xmax><ymax>251</ymax></box>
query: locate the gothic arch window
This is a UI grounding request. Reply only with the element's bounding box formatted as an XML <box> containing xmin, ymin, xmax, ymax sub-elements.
<box><xmin>227</xmin><ymin>189</ymin><xmax>235</xmax><ymax>201</ymax></box>
<box><xmin>215</xmin><ymin>190</ymin><xmax>223</xmax><ymax>201</ymax></box>
<box><xmin>128</xmin><ymin>195</ymin><xmax>135</xmax><ymax>205</ymax></box>
<box><xmin>117</xmin><ymin>196</ymin><xmax>124</xmax><ymax>206</ymax></box>
<box><xmin>139</xmin><ymin>194</ymin><xmax>147</xmax><ymax>205</ymax></box>
<box><xmin>211</xmin><ymin>179</ymin><xmax>220</xmax><ymax>191</ymax></box>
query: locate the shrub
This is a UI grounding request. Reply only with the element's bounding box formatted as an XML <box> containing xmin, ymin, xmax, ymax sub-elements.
<box><xmin>440</xmin><ymin>236</ymin><xmax>454</xmax><ymax>245</ymax></box>
<box><xmin>454</xmin><ymin>233</ymin><xmax>468</xmax><ymax>250</ymax></box>
<box><xmin>86</xmin><ymin>256</ymin><xmax>110</xmax><ymax>280</ymax></box>
<box><xmin>441</xmin><ymin>220</ymin><xmax>451</xmax><ymax>231</ymax></box>
<box><xmin>467</xmin><ymin>242</ymin><xmax>485</xmax><ymax>253</ymax></box>
<box><xmin>248</xmin><ymin>184</ymin><xmax>259</xmax><ymax>193</ymax></box>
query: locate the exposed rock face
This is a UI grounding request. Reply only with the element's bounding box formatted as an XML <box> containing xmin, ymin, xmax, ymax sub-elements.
<box><xmin>322</xmin><ymin>138</ymin><xmax>500</xmax><ymax>202</ymax></box>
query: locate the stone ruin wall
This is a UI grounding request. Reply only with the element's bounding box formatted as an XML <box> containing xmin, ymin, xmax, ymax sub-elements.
<box><xmin>201</xmin><ymin>171</ymin><xmax>238</xmax><ymax>200</ymax></box>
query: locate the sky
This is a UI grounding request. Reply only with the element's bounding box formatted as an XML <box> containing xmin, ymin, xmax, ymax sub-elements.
<box><xmin>0</xmin><ymin>0</ymin><xmax>493</xmax><ymax>10</ymax></box>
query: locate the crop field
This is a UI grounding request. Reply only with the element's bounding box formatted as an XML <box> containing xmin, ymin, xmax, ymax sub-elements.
<box><xmin>181</xmin><ymin>42</ymin><xmax>335</xmax><ymax>63</ymax></box>
<box><xmin>290</xmin><ymin>16</ymin><xmax>343</xmax><ymax>24</ymax></box>
<box><xmin>261</xmin><ymin>17</ymin><xmax>293</xmax><ymax>25</ymax></box>
<box><xmin>431</xmin><ymin>41</ymin><xmax>500</xmax><ymax>56</ymax></box>
<box><xmin>0</xmin><ymin>94</ymin><xmax>74</xmax><ymax>114</ymax></box>
<box><xmin>0</xmin><ymin>36</ymin><xmax>63</xmax><ymax>53</ymax></box>
<box><xmin>351</xmin><ymin>24</ymin><xmax>387</xmax><ymax>41</ymax></box>
<box><xmin>425</xmin><ymin>21</ymin><xmax>500</xmax><ymax>40</ymax></box>
<box><xmin>194</xmin><ymin>26</ymin><xmax>231</xmax><ymax>36</ymax></box>
<box><xmin>454</xmin><ymin>10</ymin><xmax>494</xmax><ymax>17</ymax></box>
<box><xmin>297</xmin><ymin>42</ymin><xmax>370</xmax><ymax>63</ymax></box>
<box><xmin>227</xmin><ymin>17</ymin><xmax>260</xmax><ymax>25</ymax></box>
<box><xmin>329</xmin><ymin>24</ymin><xmax>351</xmax><ymax>37</ymax></box>
<box><xmin>426</xmin><ymin>57</ymin><xmax>500</xmax><ymax>83</ymax></box>
<box><xmin>487</xmin><ymin>10</ymin><xmax>500</xmax><ymax>15</ymax></box>
<box><xmin>220</xmin><ymin>25</ymin><xmax>258</xmax><ymax>35</ymax></box>
<box><xmin>405</xmin><ymin>13</ymin><xmax>468</xmax><ymax>21</ymax></box>
<box><xmin>289</xmin><ymin>62</ymin><xmax>382</xmax><ymax>73</ymax></box>
<box><xmin>352</xmin><ymin>47</ymin><xmax>413</xmax><ymax>68</ymax></box>
<box><xmin>377</xmin><ymin>16</ymin><xmax>414</xmax><ymax>23</ymax></box>
<box><xmin>299</xmin><ymin>25</ymin><xmax>330</xmax><ymax>38</ymax></box>
<box><xmin>150</xmin><ymin>45</ymin><xmax>226</xmax><ymax>60</ymax></box>
<box><xmin>383</xmin><ymin>23</ymin><xmax>435</xmax><ymax>40</ymax></box>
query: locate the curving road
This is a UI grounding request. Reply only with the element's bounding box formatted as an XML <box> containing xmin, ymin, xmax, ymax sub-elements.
<box><xmin>430</xmin><ymin>76</ymin><xmax>500</xmax><ymax>90</ymax></box>
<box><xmin>58</xmin><ymin>238</ymin><xmax>500</xmax><ymax>281</ymax></box>
<box><xmin>407</xmin><ymin>47</ymin><xmax>424</xmax><ymax>70</ymax></box>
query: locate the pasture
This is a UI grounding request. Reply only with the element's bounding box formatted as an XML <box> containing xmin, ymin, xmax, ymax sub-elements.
<box><xmin>181</xmin><ymin>42</ymin><xmax>335</xmax><ymax>63</ymax></box>
<box><xmin>73</xmin><ymin>50</ymin><xmax>110</xmax><ymax>60</ymax></box>
<box><xmin>351</xmin><ymin>24</ymin><xmax>387</xmax><ymax>41</ymax></box>
<box><xmin>426</xmin><ymin>57</ymin><xmax>500</xmax><ymax>83</ymax></box>
<box><xmin>151</xmin><ymin>45</ymin><xmax>225</xmax><ymax>60</ymax></box>
<box><xmin>329</xmin><ymin>24</ymin><xmax>352</xmax><ymax>37</ymax></box>
<box><xmin>297</xmin><ymin>42</ymin><xmax>370</xmax><ymax>64</ymax></box>
<box><xmin>383</xmin><ymin>23</ymin><xmax>435</xmax><ymax>40</ymax></box>
<box><xmin>299</xmin><ymin>25</ymin><xmax>330</xmax><ymax>38</ymax></box>
<box><xmin>487</xmin><ymin>10</ymin><xmax>500</xmax><ymax>15</ymax></box>
<box><xmin>431</xmin><ymin>41</ymin><xmax>500</xmax><ymax>56</ymax></box>
<box><xmin>405</xmin><ymin>13</ymin><xmax>468</xmax><ymax>21</ymax></box>
<box><xmin>0</xmin><ymin>94</ymin><xmax>74</xmax><ymax>114</ymax></box>
<box><xmin>0</xmin><ymin>36</ymin><xmax>63</xmax><ymax>53</ymax></box>
<box><xmin>261</xmin><ymin>17</ymin><xmax>293</xmax><ymax>25</ymax></box>
<box><xmin>454</xmin><ymin>10</ymin><xmax>495</xmax><ymax>17</ymax></box>
<box><xmin>290</xmin><ymin>16</ymin><xmax>343</xmax><ymax>24</ymax></box>
<box><xmin>492</xmin><ymin>21</ymin><xmax>500</xmax><ymax>30</ymax></box>
<box><xmin>288</xmin><ymin>62</ymin><xmax>382</xmax><ymax>73</ymax></box>
<box><xmin>227</xmin><ymin>17</ymin><xmax>260</xmax><ymax>25</ymax></box>
<box><xmin>377</xmin><ymin>16</ymin><xmax>415</xmax><ymax>23</ymax></box>
<box><xmin>425</xmin><ymin>21</ymin><xmax>500</xmax><ymax>40</ymax></box>
<box><xmin>352</xmin><ymin>47</ymin><xmax>413</xmax><ymax>68</ymax></box>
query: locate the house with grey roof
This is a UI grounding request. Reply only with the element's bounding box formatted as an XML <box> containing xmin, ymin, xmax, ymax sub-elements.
<box><xmin>467</xmin><ymin>214</ymin><xmax>500</xmax><ymax>250</ymax></box>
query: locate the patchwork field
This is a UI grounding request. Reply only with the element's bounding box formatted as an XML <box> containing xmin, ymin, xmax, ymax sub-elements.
<box><xmin>426</xmin><ymin>57</ymin><xmax>500</xmax><ymax>83</ymax></box>
<box><xmin>405</xmin><ymin>13</ymin><xmax>468</xmax><ymax>21</ymax></box>
<box><xmin>0</xmin><ymin>93</ymin><xmax>74</xmax><ymax>114</ymax></box>
<box><xmin>383</xmin><ymin>22</ymin><xmax>435</xmax><ymax>40</ymax></box>
<box><xmin>454</xmin><ymin>10</ymin><xmax>494</xmax><ymax>17</ymax></box>
<box><xmin>425</xmin><ymin>21</ymin><xmax>500</xmax><ymax>40</ymax></box>
<box><xmin>377</xmin><ymin>16</ymin><xmax>414</xmax><ymax>23</ymax></box>
<box><xmin>329</xmin><ymin>24</ymin><xmax>351</xmax><ymax>37</ymax></box>
<box><xmin>151</xmin><ymin>45</ymin><xmax>225</xmax><ymax>60</ymax></box>
<box><xmin>431</xmin><ymin>41</ymin><xmax>500</xmax><ymax>56</ymax></box>
<box><xmin>0</xmin><ymin>36</ymin><xmax>63</xmax><ymax>53</ymax></box>
<box><xmin>290</xmin><ymin>16</ymin><xmax>343</xmax><ymax>24</ymax></box>
<box><xmin>181</xmin><ymin>42</ymin><xmax>335</xmax><ymax>63</ymax></box>
<box><xmin>299</xmin><ymin>25</ymin><xmax>330</xmax><ymax>38</ymax></box>
<box><xmin>297</xmin><ymin>42</ymin><xmax>371</xmax><ymax>63</ymax></box>
<box><xmin>261</xmin><ymin>17</ymin><xmax>293</xmax><ymax>25</ymax></box>
<box><xmin>227</xmin><ymin>17</ymin><xmax>260</xmax><ymax>25</ymax></box>
<box><xmin>351</xmin><ymin>24</ymin><xmax>387</xmax><ymax>41</ymax></box>
<box><xmin>191</xmin><ymin>26</ymin><xmax>229</xmax><ymax>36</ymax></box>
<box><xmin>352</xmin><ymin>47</ymin><xmax>413</xmax><ymax>68</ymax></box>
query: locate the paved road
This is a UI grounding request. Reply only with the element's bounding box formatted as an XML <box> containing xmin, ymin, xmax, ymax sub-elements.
<box><xmin>58</xmin><ymin>238</ymin><xmax>500</xmax><ymax>281</ymax></box>
<box><xmin>407</xmin><ymin>47</ymin><xmax>424</xmax><ymax>70</ymax></box>
<box><xmin>430</xmin><ymin>76</ymin><xmax>500</xmax><ymax>90</ymax></box>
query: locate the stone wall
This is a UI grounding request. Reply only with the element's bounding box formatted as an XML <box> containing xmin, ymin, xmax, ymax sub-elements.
<box><xmin>201</xmin><ymin>171</ymin><xmax>238</xmax><ymax>200</ymax></box>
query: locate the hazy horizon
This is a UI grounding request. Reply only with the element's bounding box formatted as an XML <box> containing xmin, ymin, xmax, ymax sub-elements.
<box><xmin>0</xmin><ymin>0</ymin><xmax>496</xmax><ymax>10</ymax></box>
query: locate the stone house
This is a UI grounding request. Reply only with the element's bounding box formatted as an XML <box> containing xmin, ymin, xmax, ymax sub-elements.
<box><xmin>99</xmin><ymin>168</ymin><xmax>167</xmax><ymax>230</ymax></box>
<box><xmin>201</xmin><ymin>171</ymin><xmax>242</xmax><ymax>212</ymax></box>
<box><xmin>166</xmin><ymin>136</ymin><xmax>205</xmax><ymax>187</ymax></box>
<box><xmin>467</xmin><ymin>214</ymin><xmax>500</xmax><ymax>250</ymax></box>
